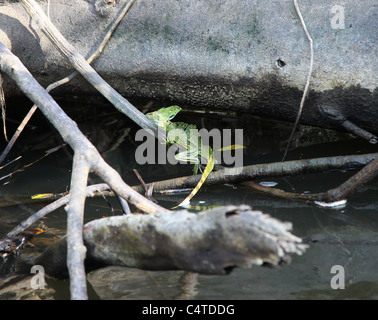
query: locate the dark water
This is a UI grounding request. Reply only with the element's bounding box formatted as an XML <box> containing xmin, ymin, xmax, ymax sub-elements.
<box><xmin>0</xmin><ymin>97</ymin><xmax>377</xmax><ymax>300</ymax></box>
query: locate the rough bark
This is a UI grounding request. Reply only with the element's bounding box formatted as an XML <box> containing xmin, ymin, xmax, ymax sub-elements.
<box><xmin>0</xmin><ymin>0</ymin><xmax>376</xmax><ymax>133</ymax></box>
<box><xmin>36</xmin><ymin>205</ymin><xmax>308</xmax><ymax>279</ymax></box>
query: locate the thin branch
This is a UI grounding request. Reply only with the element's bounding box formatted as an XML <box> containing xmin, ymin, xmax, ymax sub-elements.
<box><xmin>282</xmin><ymin>0</ymin><xmax>314</xmax><ymax>161</ymax></box>
<box><xmin>133</xmin><ymin>168</ymin><xmax>156</xmax><ymax>202</ymax></box>
<box><xmin>92</xmin><ymin>157</ymin><xmax>167</xmax><ymax>213</ymax></box>
<box><xmin>88</xmin><ymin>0</ymin><xmax>138</xmax><ymax>63</ymax></box>
<box><xmin>115</xmin><ymin>192</ymin><xmax>131</xmax><ymax>215</ymax></box>
<box><xmin>327</xmin><ymin>156</ymin><xmax>378</xmax><ymax>200</ymax></box>
<box><xmin>66</xmin><ymin>153</ymin><xmax>90</xmax><ymax>300</ymax></box>
<box><xmin>0</xmin><ymin>74</ymin><xmax>7</xmax><ymax>142</ymax></box>
<box><xmin>0</xmin><ymin>105</ymin><xmax>36</xmax><ymax>165</ymax></box>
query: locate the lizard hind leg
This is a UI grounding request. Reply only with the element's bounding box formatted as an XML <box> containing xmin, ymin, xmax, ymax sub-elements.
<box><xmin>193</xmin><ymin>161</ymin><xmax>200</xmax><ymax>175</ymax></box>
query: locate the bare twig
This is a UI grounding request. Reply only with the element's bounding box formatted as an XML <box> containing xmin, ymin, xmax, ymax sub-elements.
<box><xmin>0</xmin><ymin>105</ymin><xmax>36</xmax><ymax>165</ymax></box>
<box><xmin>133</xmin><ymin>168</ymin><xmax>157</xmax><ymax>203</ymax></box>
<box><xmin>282</xmin><ymin>0</ymin><xmax>314</xmax><ymax>161</ymax></box>
<box><xmin>0</xmin><ymin>74</ymin><xmax>7</xmax><ymax>142</ymax></box>
<box><xmin>115</xmin><ymin>192</ymin><xmax>132</xmax><ymax>214</ymax></box>
<box><xmin>133</xmin><ymin>169</ymin><xmax>148</xmax><ymax>191</ymax></box>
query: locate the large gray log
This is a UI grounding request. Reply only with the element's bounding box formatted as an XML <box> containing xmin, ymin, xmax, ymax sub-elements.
<box><xmin>0</xmin><ymin>0</ymin><xmax>376</xmax><ymax>132</ymax></box>
<box><xmin>36</xmin><ymin>205</ymin><xmax>307</xmax><ymax>278</ymax></box>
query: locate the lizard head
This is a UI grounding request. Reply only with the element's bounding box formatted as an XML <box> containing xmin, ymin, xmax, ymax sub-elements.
<box><xmin>146</xmin><ymin>106</ymin><xmax>182</xmax><ymax>128</ymax></box>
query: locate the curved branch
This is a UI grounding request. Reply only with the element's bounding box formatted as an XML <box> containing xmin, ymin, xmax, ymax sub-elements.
<box><xmin>243</xmin><ymin>157</ymin><xmax>378</xmax><ymax>204</ymax></box>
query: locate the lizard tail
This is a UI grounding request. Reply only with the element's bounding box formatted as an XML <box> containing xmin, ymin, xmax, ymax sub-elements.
<box><xmin>178</xmin><ymin>156</ymin><xmax>214</xmax><ymax>207</ymax></box>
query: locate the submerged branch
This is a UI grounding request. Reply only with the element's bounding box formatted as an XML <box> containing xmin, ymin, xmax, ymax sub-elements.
<box><xmin>5</xmin><ymin>152</ymin><xmax>374</xmax><ymax>226</ymax></box>
<box><xmin>243</xmin><ymin>156</ymin><xmax>378</xmax><ymax>204</ymax></box>
<box><xmin>131</xmin><ymin>153</ymin><xmax>378</xmax><ymax>194</ymax></box>
<box><xmin>4</xmin><ymin>152</ymin><xmax>376</xmax><ymax>240</ymax></box>
<box><xmin>326</xmin><ymin>156</ymin><xmax>378</xmax><ymax>200</ymax></box>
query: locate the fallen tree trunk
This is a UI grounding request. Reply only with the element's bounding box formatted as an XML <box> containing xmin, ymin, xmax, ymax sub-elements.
<box><xmin>0</xmin><ymin>0</ymin><xmax>376</xmax><ymax>133</ymax></box>
<box><xmin>36</xmin><ymin>205</ymin><xmax>308</xmax><ymax>279</ymax></box>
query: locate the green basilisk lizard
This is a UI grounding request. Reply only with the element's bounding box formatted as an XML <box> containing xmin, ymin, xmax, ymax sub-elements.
<box><xmin>146</xmin><ymin>106</ymin><xmax>214</xmax><ymax>207</ymax></box>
